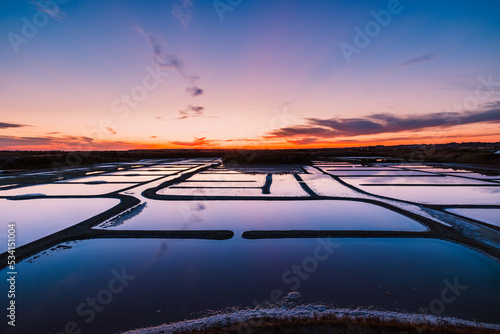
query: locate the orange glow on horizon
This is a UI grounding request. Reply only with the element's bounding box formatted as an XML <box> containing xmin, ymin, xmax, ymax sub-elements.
<box><xmin>4</xmin><ymin>135</ymin><xmax>498</xmax><ymax>151</ymax></box>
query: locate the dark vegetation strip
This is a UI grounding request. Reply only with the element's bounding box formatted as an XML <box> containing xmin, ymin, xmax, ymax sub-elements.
<box><xmin>2</xmin><ymin>144</ymin><xmax>500</xmax><ymax>173</ymax></box>
<box><xmin>242</xmin><ymin>230</ymin><xmax>427</xmax><ymax>239</ymax></box>
<box><xmin>183</xmin><ymin>180</ymin><xmax>257</xmax><ymax>182</ymax></box>
<box><xmin>262</xmin><ymin>174</ymin><xmax>272</xmax><ymax>194</ymax></box>
<box><xmin>433</xmin><ymin>204</ymin><xmax>500</xmax><ymax>209</ymax></box>
<box><xmin>293</xmin><ymin>174</ymin><xmax>318</xmax><ymax>197</ymax></box>
<box><xmin>83</xmin><ymin>230</ymin><xmax>234</xmax><ymax>240</ymax></box>
<box><xmin>170</xmin><ymin>186</ymin><xmax>262</xmax><ymax>189</ymax></box>
<box><xmin>54</xmin><ymin>181</ymin><xmax>153</xmax><ymax>184</ymax></box>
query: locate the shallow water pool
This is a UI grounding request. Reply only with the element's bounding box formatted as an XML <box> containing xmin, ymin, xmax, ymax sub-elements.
<box><xmin>3</xmin><ymin>238</ymin><xmax>499</xmax><ymax>334</ymax></box>
<box><xmin>0</xmin><ymin>198</ymin><xmax>120</xmax><ymax>247</ymax></box>
<box><xmin>446</xmin><ymin>208</ymin><xmax>500</xmax><ymax>228</ymax></box>
<box><xmin>341</xmin><ymin>176</ymin><xmax>496</xmax><ymax>186</ymax></box>
<box><xmin>96</xmin><ymin>200</ymin><xmax>427</xmax><ymax>232</ymax></box>
<box><xmin>0</xmin><ymin>183</ymin><xmax>137</xmax><ymax>196</ymax></box>
<box><xmin>351</xmin><ymin>185</ymin><xmax>500</xmax><ymax>205</ymax></box>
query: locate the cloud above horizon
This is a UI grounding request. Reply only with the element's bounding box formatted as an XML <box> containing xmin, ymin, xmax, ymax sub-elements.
<box><xmin>400</xmin><ymin>53</ymin><xmax>438</xmax><ymax>67</ymax></box>
<box><xmin>155</xmin><ymin>104</ymin><xmax>217</xmax><ymax>121</ymax></box>
<box><xmin>186</xmin><ymin>86</ymin><xmax>203</xmax><ymax>97</ymax></box>
<box><xmin>0</xmin><ymin>122</ymin><xmax>30</xmax><ymax>129</ymax></box>
<box><xmin>135</xmin><ymin>26</ymin><xmax>203</xmax><ymax>96</ymax></box>
<box><xmin>30</xmin><ymin>0</ymin><xmax>67</xmax><ymax>20</ymax></box>
<box><xmin>0</xmin><ymin>134</ymin><xmax>93</xmax><ymax>147</ymax></box>
<box><xmin>266</xmin><ymin>102</ymin><xmax>500</xmax><ymax>140</ymax></box>
<box><xmin>178</xmin><ymin>105</ymin><xmax>205</xmax><ymax>119</ymax></box>
<box><xmin>0</xmin><ymin>134</ymin><xmax>146</xmax><ymax>150</ymax></box>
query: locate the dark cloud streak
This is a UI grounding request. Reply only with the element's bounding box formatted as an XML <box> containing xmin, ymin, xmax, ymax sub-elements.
<box><xmin>267</xmin><ymin>103</ymin><xmax>500</xmax><ymax>139</ymax></box>
<box><xmin>0</xmin><ymin>135</ymin><xmax>93</xmax><ymax>147</ymax></box>
<box><xmin>135</xmin><ymin>26</ymin><xmax>203</xmax><ymax>96</ymax></box>
<box><xmin>186</xmin><ymin>86</ymin><xmax>203</xmax><ymax>97</ymax></box>
<box><xmin>0</xmin><ymin>122</ymin><xmax>30</xmax><ymax>129</ymax></box>
<box><xmin>177</xmin><ymin>105</ymin><xmax>205</xmax><ymax>119</ymax></box>
<box><xmin>400</xmin><ymin>53</ymin><xmax>438</xmax><ymax>67</ymax></box>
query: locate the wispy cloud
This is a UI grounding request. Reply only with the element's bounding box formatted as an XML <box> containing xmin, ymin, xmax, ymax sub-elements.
<box><xmin>0</xmin><ymin>122</ymin><xmax>30</xmax><ymax>129</ymax></box>
<box><xmin>0</xmin><ymin>134</ymin><xmax>93</xmax><ymax>147</ymax></box>
<box><xmin>266</xmin><ymin>102</ymin><xmax>500</xmax><ymax>139</ymax></box>
<box><xmin>0</xmin><ymin>134</ymin><xmax>144</xmax><ymax>150</ymax></box>
<box><xmin>172</xmin><ymin>0</ymin><xmax>194</xmax><ymax>29</ymax></box>
<box><xmin>286</xmin><ymin>137</ymin><xmax>321</xmax><ymax>145</ymax></box>
<box><xmin>186</xmin><ymin>86</ymin><xmax>203</xmax><ymax>97</ymax></box>
<box><xmin>106</xmin><ymin>127</ymin><xmax>117</xmax><ymax>135</ymax></box>
<box><xmin>400</xmin><ymin>53</ymin><xmax>438</xmax><ymax>68</ymax></box>
<box><xmin>135</xmin><ymin>25</ymin><xmax>203</xmax><ymax>96</ymax></box>
<box><xmin>293</xmin><ymin>21</ymin><xmax>307</xmax><ymax>32</ymax></box>
<box><xmin>30</xmin><ymin>0</ymin><xmax>67</xmax><ymax>20</ymax></box>
<box><xmin>178</xmin><ymin>105</ymin><xmax>204</xmax><ymax>119</ymax></box>
<box><xmin>156</xmin><ymin>105</ymin><xmax>217</xmax><ymax>120</ymax></box>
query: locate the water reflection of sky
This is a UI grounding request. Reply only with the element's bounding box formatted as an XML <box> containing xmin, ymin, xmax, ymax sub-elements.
<box><xmin>342</xmin><ymin>176</ymin><xmax>494</xmax><ymax>185</ymax></box>
<box><xmin>3</xmin><ymin>160</ymin><xmax>500</xmax><ymax>334</ymax></box>
<box><xmin>0</xmin><ymin>183</ymin><xmax>136</xmax><ymax>196</ymax></box>
<box><xmin>3</xmin><ymin>238</ymin><xmax>500</xmax><ymax>334</ymax></box>
<box><xmin>96</xmin><ymin>200</ymin><xmax>427</xmax><ymax>232</ymax></box>
<box><xmin>447</xmin><ymin>208</ymin><xmax>500</xmax><ymax>228</ymax></box>
<box><xmin>0</xmin><ymin>198</ymin><xmax>120</xmax><ymax>247</ymax></box>
<box><xmin>353</xmin><ymin>185</ymin><xmax>500</xmax><ymax>205</ymax></box>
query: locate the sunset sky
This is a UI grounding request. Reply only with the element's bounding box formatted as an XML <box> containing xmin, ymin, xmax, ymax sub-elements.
<box><xmin>1</xmin><ymin>0</ymin><xmax>500</xmax><ymax>150</ymax></box>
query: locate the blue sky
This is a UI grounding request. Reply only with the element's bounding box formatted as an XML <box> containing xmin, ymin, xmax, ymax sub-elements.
<box><xmin>1</xmin><ymin>0</ymin><xmax>500</xmax><ymax>149</ymax></box>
